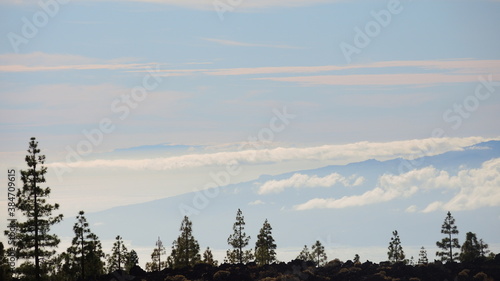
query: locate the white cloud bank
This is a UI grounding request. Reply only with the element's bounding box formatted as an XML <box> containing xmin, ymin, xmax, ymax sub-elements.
<box><xmin>258</xmin><ymin>173</ymin><xmax>364</xmax><ymax>195</ymax></box>
<box><xmin>48</xmin><ymin>137</ymin><xmax>493</xmax><ymax>171</ymax></box>
<box><xmin>295</xmin><ymin>158</ymin><xmax>500</xmax><ymax>212</ymax></box>
<box><xmin>422</xmin><ymin>158</ymin><xmax>500</xmax><ymax>212</ymax></box>
<box><xmin>294</xmin><ymin>182</ymin><xmax>418</xmax><ymax>210</ymax></box>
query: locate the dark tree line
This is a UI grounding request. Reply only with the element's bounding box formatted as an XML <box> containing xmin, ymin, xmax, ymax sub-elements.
<box><xmin>385</xmin><ymin>211</ymin><xmax>492</xmax><ymax>265</ymax></box>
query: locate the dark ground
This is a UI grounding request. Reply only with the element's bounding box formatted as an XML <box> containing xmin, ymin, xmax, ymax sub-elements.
<box><xmin>97</xmin><ymin>255</ymin><xmax>500</xmax><ymax>281</ymax></box>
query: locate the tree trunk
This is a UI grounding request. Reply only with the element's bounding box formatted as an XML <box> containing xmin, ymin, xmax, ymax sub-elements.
<box><xmin>33</xmin><ymin>162</ymin><xmax>40</xmax><ymax>281</ymax></box>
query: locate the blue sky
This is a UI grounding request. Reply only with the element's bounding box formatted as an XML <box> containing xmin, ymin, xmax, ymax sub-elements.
<box><xmin>1</xmin><ymin>0</ymin><xmax>500</xmax><ymax>267</ymax></box>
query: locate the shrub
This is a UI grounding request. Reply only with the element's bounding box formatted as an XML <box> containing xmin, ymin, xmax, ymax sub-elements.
<box><xmin>165</xmin><ymin>275</ymin><xmax>189</xmax><ymax>281</ymax></box>
<box><xmin>213</xmin><ymin>270</ymin><xmax>231</xmax><ymax>281</ymax></box>
<box><xmin>473</xmin><ymin>272</ymin><xmax>488</xmax><ymax>281</ymax></box>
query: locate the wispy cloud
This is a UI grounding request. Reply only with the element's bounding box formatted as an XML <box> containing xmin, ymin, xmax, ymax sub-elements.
<box><xmin>144</xmin><ymin>59</ymin><xmax>500</xmax><ymax>86</ymax></box>
<box><xmin>208</xmin><ymin>59</ymin><xmax>500</xmax><ymax>76</ymax></box>
<box><xmin>4</xmin><ymin>53</ymin><xmax>499</xmax><ymax>86</ymax></box>
<box><xmin>0</xmin><ymin>52</ymin><xmax>160</xmax><ymax>72</ymax></box>
<box><xmin>255</xmin><ymin>73</ymin><xmax>497</xmax><ymax>86</ymax></box>
<box><xmin>295</xmin><ymin>158</ymin><xmax>500</xmax><ymax>212</ymax></box>
<box><xmin>3</xmin><ymin>0</ymin><xmax>342</xmax><ymax>10</ymax></box>
<box><xmin>202</xmin><ymin>38</ymin><xmax>301</xmax><ymax>49</ymax></box>
<box><xmin>258</xmin><ymin>173</ymin><xmax>364</xmax><ymax>195</ymax></box>
<box><xmin>249</xmin><ymin>200</ymin><xmax>265</xmax><ymax>205</ymax></box>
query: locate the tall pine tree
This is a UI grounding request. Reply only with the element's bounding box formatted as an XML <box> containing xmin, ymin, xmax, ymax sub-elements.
<box><xmin>66</xmin><ymin>211</ymin><xmax>105</xmax><ymax>279</ymax></box>
<box><xmin>254</xmin><ymin>219</ymin><xmax>277</xmax><ymax>265</ymax></box>
<box><xmin>311</xmin><ymin>241</ymin><xmax>327</xmax><ymax>267</ymax></box>
<box><xmin>387</xmin><ymin>230</ymin><xmax>405</xmax><ymax>263</ymax></box>
<box><xmin>169</xmin><ymin>216</ymin><xmax>200</xmax><ymax>268</ymax></box>
<box><xmin>107</xmin><ymin>235</ymin><xmax>128</xmax><ymax>272</ymax></box>
<box><xmin>436</xmin><ymin>211</ymin><xmax>460</xmax><ymax>263</ymax></box>
<box><xmin>9</xmin><ymin>137</ymin><xmax>63</xmax><ymax>281</ymax></box>
<box><xmin>153</xmin><ymin>237</ymin><xmax>166</xmax><ymax>271</ymax></box>
<box><xmin>226</xmin><ymin>209</ymin><xmax>253</xmax><ymax>264</ymax></box>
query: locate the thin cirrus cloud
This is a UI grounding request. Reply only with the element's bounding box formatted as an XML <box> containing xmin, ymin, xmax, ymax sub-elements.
<box><xmin>3</xmin><ymin>0</ymin><xmax>342</xmax><ymax>10</ymax></box>
<box><xmin>254</xmin><ymin>73</ymin><xmax>495</xmax><ymax>86</ymax></box>
<box><xmin>295</xmin><ymin>158</ymin><xmax>500</xmax><ymax>212</ymax></box>
<box><xmin>3</xmin><ymin>52</ymin><xmax>500</xmax><ymax>88</ymax></box>
<box><xmin>0</xmin><ymin>52</ymin><xmax>161</xmax><ymax>72</ymax></box>
<box><xmin>150</xmin><ymin>59</ymin><xmax>500</xmax><ymax>86</ymax></box>
<box><xmin>3</xmin><ymin>52</ymin><xmax>498</xmax><ymax>75</ymax></box>
<box><xmin>202</xmin><ymin>38</ymin><xmax>302</xmax><ymax>49</ymax></box>
<box><xmin>47</xmin><ymin>136</ymin><xmax>493</xmax><ymax>171</ymax></box>
<box><xmin>204</xmin><ymin>59</ymin><xmax>500</xmax><ymax>76</ymax></box>
<box><xmin>257</xmin><ymin>173</ymin><xmax>365</xmax><ymax>195</ymax></box>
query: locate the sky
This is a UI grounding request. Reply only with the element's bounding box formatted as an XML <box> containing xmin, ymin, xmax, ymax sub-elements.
<box><xmin>1</xmin><ymin>0</ymin><xmax>500</xmax><ymax>269</ymax></box>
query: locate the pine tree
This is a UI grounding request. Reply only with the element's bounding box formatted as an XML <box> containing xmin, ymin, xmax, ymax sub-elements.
<box><xmin>85</xmin><ymin>233</ymin><xmax>105</xmax><ymax>277</ymax></box>
<box><xmin>6</xmin><ymin>137</ymin><xmax>63</xmax><ymax>281</ymax></box>
<box><xmin>297</xmin><ymin>245</ymin><xmax>312</xmax><ymax>261</ymax></box>
<box><xmin>153</xmin><ymin>237</ymin><xmax>166</xmax><ymax>271</ymax></box>
<box><xmin>436</xmin><ymin>211</ymin><xmax>460</xmax><ymax>263</ymax></box>
<box><xmin>459</xmin><ymin>232</ymin><xmax>483</xmax><ymax>263</ymax></box>
<box><xmin>417</xmin><ymin>247</ymin><xmax>428</xmax><ymax>265</ymax></box>
<box><xmin>387</xmin><ymin>230</ymin><xmax>405</xmax><ymax>263</ymax></box>
<box><xmin>254</xmin><ymin>219</ymin><xmax>277</xmax><ymax>265</ymax></box>
<box><xmin>107</xmin><ymin>235</ymin><xmax>128</xmax><ymax>272</ymax></box>
<box><xmin>311</xmin><ymin>240</ymin><xmax>327</xmax><ymax>267</ymax></box>
<box><xmin>202</xmin><ymin>247</ymin><xmax>218</xmax><ymax>266</ymax></box>
<box><xmin>478</xmin><ymin>239</ymin><xmax>490</xmax><ymax>258</ymax></box>
<box><xmin>66</xmin><ymin>211</ymin><xmax>104</xmax><ymax>279</ymax></box>
<box><xmin>226</xmin><ymin>209</ymin><xmax>253</xmax><ymax>264</ymax></box>
<box><xmin>74</xmin><ymin>211</ymin><xmax>90</xmax><ymax>278</ymax></box>
<box><xmin>62</xmin><ymin>211</ymin><xmax>105</xmax><ymax>279</ymax></box>
<box><xmin>145</xmin><ymin>248</ymin><xmax>167</xmax><ymax>272</ymax></box>
<box><xmin>169</xmin><ymin>216</ymin><xmax>200</xmax><ymax>268</ymax></box>
<box><xmin>125</xmin><ymin>250</ymin><xmax>139</xmax><ymax>272</ymax></box>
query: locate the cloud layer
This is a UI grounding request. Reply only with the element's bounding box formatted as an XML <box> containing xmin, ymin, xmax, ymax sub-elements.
<box><xmin>295</xmin><ymin>158</ymin><xmax>500</xmax><ymax>212</ymax></box>
<box><xmin>48</xmin><ymin>137</ymin><xmax>493</xmax><ymax>171</ymax></box>
<box><xmin>258</xmin><ymin>173</ymin><xmax>364</xmax><ymax>195</ymax></box>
